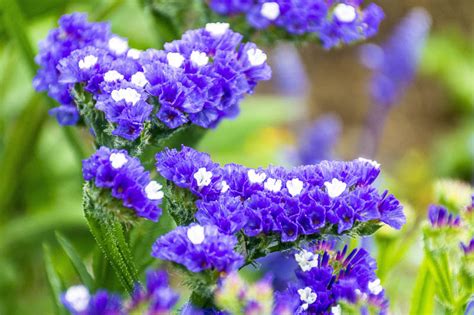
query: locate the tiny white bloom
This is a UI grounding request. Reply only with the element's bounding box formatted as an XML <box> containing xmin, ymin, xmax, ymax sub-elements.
<box><xmin>247</xmin><ymin>48</ymin><xmax>267</xmax><ymax>66</ymax></box>
<box><xmin>167</xmin><ymin>52</ymin><xmax>185</xmax><ymax>68</ymax></box>
<box><xmin>108</xmin><ymin>36</ymin><xmax>128</xmax><ymax>55</ymax></box>
<box><xmin>260</xmin><ymin>2</ymin><xmax>280</xmax><ymax>20</ymax></box>
<box><xmin>103</xmin><ymin>70</ymin><xmax>124</xmax><ymax>82</ymax></box>
<box><xmin>130</xmin><ymin>72</ymin><xmax>148</xmax><ymax>88</ymax></box>
<box><xmin>294</xmin><ymin>249</ymin><xmax>318</xmax><ymax>272</ymax></box>
<box><xmin>111</xmin><ymin>88</ymin><xmax>141</xmax><ymax>105</ymax></box>
<box><xmin>187</xmin><ymin>224</ymin><xmax>205</xmax><ymax>245</ymax></box>
<box><xmin>205</xmin><ymin>22</ymin><xmax>230</xmax><ymax>37</ymax></box>
<box><xmin>298</xmin><ymin>287</ymin><xmax>317</xmax><ymax>305</ymax></box>
<box><xmin>221</xmin><ymin>180</ymin><xmax>230</xmax><ymax>193</ymax></box>
<box><xmin>333</xmin><ymin>3</ymin><xmax>357</xmax><ymax>23</ymax></box>
<box><xmin>109</xmin><ymin>152</ymin><xmax>128</xmax><ymax>169</ymax></box>
<box><xmin>357</xmin><ymin>157</ymin><xmax>381</xmax><ymax>169</ymax></box>
<box><xmin>331</xmin><ymin>304</ymin><xmax>342</xmax><ymax>315</ymax></box>
<box><xmin>64</xmin><ymin>285</ymin><xmax>90</xmax><ymax>312</ymax></box>
<box><xmin>355</xmin><ymin>289</ymin><xmax>368</xmax><ymax>301</ymax></box>
<box><xmin>78</xmin><ymin>55</ymin><xmax>98</xmax><ymax>70</ymax></box>
<box><xmin>127</xmin><ymin>48</ymin><xmax>141</xmax><ymax>59</ymax></box>
<box><xmin>248</xmin><ymin>169</ymin><xmax>267</xmax><ymax>184</ymax></box>
<box><xmin>368</xmin><ymin>278</ymin><xmax>383</xmax><ymax>295</ymax></box>
<box><xmin>145</xmin><ymin>181</ymin><xmax>164</xmax><ymax>200</ymax></box>
<box><xmin>264</xmin><ymin>178</ymin><xmax>282</xmax><ymax>192</ymax></box>
<box><xmin>194</xmin><ymin>167</ymin><xmax>213</xmax><ymax>187</ymax></box>
<box><xmin>286</xmin><ymin>178</ymin><xmax>304</xmax><ymax>197</ymax></box>
<box><xmin>190</xmin><ymin>51</ymin><xmax>209</xmax><ymax>67</ymax></box>
<box><xmin>324</xmin><ymin>178</ymin><xmax>347</xmax><ymax>198</ymax></box>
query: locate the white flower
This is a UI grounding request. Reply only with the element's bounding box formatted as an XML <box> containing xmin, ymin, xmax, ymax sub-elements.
<box><xmin>355</xmin><ymin>289</ymin><xmax>368</xmax><ymax>301</ymax></box>
<box><xmin>294</xmin><ymin>249</ymin><xmax>318</xmax><ymax>272</ymax></box>
<box><xmin>167</xmin><ymin>52</ymin><xmax>185</xmax><ymax>68</ymax></box>
<box><xmin>264</xmin><ymin>178</ymin><xmax>282</xmax><ymax>192</ymax></box>
<box><xmin>131</xmin><ymin>72</ymin><xmax>148</xmax><ymax>88</ymax></box>
<box><xmin>205</xmin><ymin>22</ymin><xmax>230</xmax><ymax>37</ymax></box>
<box><xmin>194</xmin><ymin>168</ymin><xmax>213</xmax><ymax>187</ymax></box>
<box><xmin>108</xmin><ymin>36</ymin><xmax>128</xmax><ymax>55</ymax></box>
<box><xmin>109</xmin><ymin>153</ymin><xmax>128</xmax><ymax>169</ymax></box>
<box><xmin>357</xmin><ymin>157</ymin><xmax>381</xmax><ymax>168</ymax></box>
<box><xmin>145</xmin><ymin>181</ymin><xmax>164</xmax><ymax>200</ymax></box>
<box><xmin>111</xmin><ymin>88</ymin><xmax>141</xmax><ymax>105</ymax></box>
<box><xmin>64</xmin><ymin>285</ymin><xmax>90</xmax><ymax>312</ymax></box>
<box><xmin>298</xmin><ymin>287</ymin><xmax>317</xmax><ymax>310</ymax></box>
<box><xmin>248</xmin><ymin>169</ymin><xmax>267</xmax><ymax>184</ymax></box>
<box><xmin>187</xmin><ymin>225</ymin><xmax>205</xmax><ymax>245</ymax></box>
<box><xmin>221</xmin><ymin>181</ymin><xmax>230</xmax><ymax>193</ymax></box>
<box><xmin>247</xmin><ymin>48</ymin><xmax>267</xmax><ymax>66</ymax></box>
<box><xmin>103</xmin><ymin>70</ymin><xmax>124</xmax><ymax>82</ymax></box>
<box><xmin>260</xmin><ymin>2</ymin><xmax>280</xmax><ymax>20</ymax></box>
<box><xmin>324</xmin><ymin>178</ymin><xmax>347</xmax><ymax>198</ymax></box>
<box><xmin>331</xmin><ymin>304</ymin><xmax>342</xmax><ymax>315</ymax></box>
<box><xmin>368</xmin><ymin>278</ymin><xmax>383</xmax><ymax>295</ymax></box>
<box><xmin>286</xmin><ymin>178</ymin><xmax>304</xmax><ymax>197</ymax></box>
<box><xmin>127</xmin><ymin>48</ymin><xmax>141</xmax><ymax>59</ymax></box>
<box><xmin>78</xmin><ymin>55</ymin><xmax>98</xmax><ymax>70</ymax></box>
<box><xmin>190</xmin><ymin>51</ymin><xmax>209</xmax><ymax>67</ymax></box>
<box><xmin>333</xmin><ymin>3</ymin><xmax>357</xmax><ymax>23</ymax></box>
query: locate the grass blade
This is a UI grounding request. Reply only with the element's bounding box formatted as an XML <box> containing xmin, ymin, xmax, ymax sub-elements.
<box><xmin>43</xmin><ymin>243</ymin><xmax>67</xmax><ymax>315</ymax></box>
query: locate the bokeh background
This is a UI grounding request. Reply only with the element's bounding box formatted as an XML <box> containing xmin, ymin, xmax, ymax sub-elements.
<box><xmin>0</xmin><ymin>0</ymin><xmax>472</xmax><ymax>314</ymax></box>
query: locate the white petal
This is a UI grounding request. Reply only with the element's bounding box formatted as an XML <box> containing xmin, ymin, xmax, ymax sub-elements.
<box><xmin>324</xmin><ymin>178</ymin><xmax>347</xmax><ymax>198</ymax></box>
<box><xmin>333</xmin><ymin>3</ymin><xmax>357</xmax><ymax>23</ymax></box>
<box><xmin>187</xmin><ymin>225</ymin><xmax>205</xmax><ymax>245</ymax></box>
<box><xmin>261</xmin><ymin>2</ymin><xmax>280</xmax><ymax>20</ymax></box>
<box><xmin>108</xmin><ymin>36</ymin><xmax>128</xmax><ymax>55</ymax></box>
<box><xmin>64</xmin><ymin>285</ymin><xmax>90</xmax><ymax>312</ymax></box>
<box><xmin>109</xmin><ymin>153</ymin><xmax>128</xmax><ymax>169</ymax></box>
<box><xmin>247</xmin><ymin>48</ymin><xmax>267</xmax><ymax>66</ymax></box>
<box><xmin>145</xmin><ymin>181</ymin><xmax>164</xmax><ymax>200</ymax></box>
<box><xmin>78</xmin><ymin>55</ymin><xmax>98</xmax><ymax>70</ymax></box>
<box><xmin>167</xmin><ymin>52</ymin><xmax>185</xmax><ymax>68</ymax></box>
<box><xmin>286</xmin><ymin>178</ymin><xmax>304</xmax><ymax>197</ymax></box>
<box><xmin>205</xmin><ymin>22</ymin><xmax>230</xmax><ymax>37</ymax></box>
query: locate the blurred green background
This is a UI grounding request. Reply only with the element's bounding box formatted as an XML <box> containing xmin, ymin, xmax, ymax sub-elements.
<box><xmin>0</xmin><ymin>0</ymin><xmax>472</xmax><ymax>314</ymax></box>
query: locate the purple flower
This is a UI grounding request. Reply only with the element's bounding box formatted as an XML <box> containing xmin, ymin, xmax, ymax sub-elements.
<box><xmin>461</xmin><ymin>238</ymin><xmax>474</xmax><ymax>255</ymax></box>
<box><xmin>82</xmin><ymin>147</ymin><xmax>163</xmax><ymax>221</ymax></box>
<box><xmin>152</xmin><ymin>224</ymin><xmax>244</xmax><ymax>273</ymax></box>
<box><xmin>427</xmin><ymin>204</ymin><xmax>461</xmax><ymax>228</ymax></box>
<box><xmin>155</xmin><ymin>146</ymin><xmax>405</xmax><ymax>242</ymax></box>
<box><xmin>361</xmin><ymin>8</ymin><xmax>431</xmax><ymax>108</ymax></box>
<box><xmin>61</xmin><ymin>285</ymin><xmax>123</xmax><ymax>315</ymax></box>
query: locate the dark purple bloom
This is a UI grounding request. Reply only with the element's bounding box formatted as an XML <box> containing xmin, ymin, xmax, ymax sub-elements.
<box><xmin>152</xmin><ymin>224</ymin><xmax>244</xmax><ymax>273</ymax></box>
<box><xmin>428</xmin><ymin>204</ymin><xmax>461</xmax><ymax>228</ymax></box>
<box><xmin>461</xmin><ymin>238</ymin><xmax>474</xmax><ymax>255</ymax></box>
<box><xmin>82</xmin><ymin>147</ymin><xmax>163</xmax><ymax>221</ymax></box>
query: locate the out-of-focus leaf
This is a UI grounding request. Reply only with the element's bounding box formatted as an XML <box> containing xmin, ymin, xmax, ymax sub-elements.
<box><xmin>43</xmin><ymin>243</ymin><xmax>67</xmax><ymax>315</ymax></box>
<box><xmin>409</xmin><ymin>258</ymin><xmax>435</xmax><ymax>315</ymax></box>
<box><xmin>56</xmin><ymin>232</ymin><xmax>95</xmax><ymax>290</ymax></box>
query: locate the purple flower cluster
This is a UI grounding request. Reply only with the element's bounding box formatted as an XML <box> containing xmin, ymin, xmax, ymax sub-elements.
<box><xmin>427</xmin><ymin>205</ymin><xmax>461</xmax><ymax>228</ymax></box>
<box><xmin>34</xmin><ymin>13</ymin><xmax>271</xmax><ymax>140</ymax></box>
<box><xmin>156</xmin><ymin>146</ymin><xmax>405</xmax><ymax>242</ymax></box>
<box><xmin>129</xmin><ymin>270</ymin><xmax>179</xmax><ymax>313</ymax></box>
<box><xmin>82</xmin><ymin>147</ymin><xmax>163</xmax><ymax>221</ymax></box>
<box><xmin>360</xmin><ymin>8</ymin><xmax>431</xmax><ymax>107</ymax></box>
<box><xmin>34</xmin><ymin>13</ymin><xmax>112</xmax><ymax>125</ymax></box>
<box><xmin>278</xmin><ymin>242</ymin><xmax>388</xmax><ymax>314</ymax></box>
<box><xmin>61</xmin><ymin>270</ymin><xmax>179</xmax><ymax>314</ymax></box>
<box><xmin>208</xmin><ymin>0</ymin><xmax>384</xmax><ymax>48</ymax></box>
<box><xmin>151</xmin><ymin>224</ymin><xmax>244</xmax><ymax>273</ymax></box>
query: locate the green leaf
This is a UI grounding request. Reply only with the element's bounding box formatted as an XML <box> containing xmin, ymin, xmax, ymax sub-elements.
<box><xmin>43</xmin><ymin>243</ymin><xmax>67</xmax><ymax>315</ymax></box>
<box><xmin>409</xmin><ymin>258</ymin><xmax>436</xmax><ymax>315</ymax></box>
<box><xmin>55</xmin><ymin>232</ymin><xmax>95</xmax><ymax>290</ymax></box>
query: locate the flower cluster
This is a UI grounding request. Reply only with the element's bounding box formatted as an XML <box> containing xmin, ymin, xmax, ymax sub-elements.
<box><xmin>61</xmin><ymin>270</ymin><xmax>179</xmax><ymax>314</ymax></box>
<box><xmin>360</xmin><ymin>8</ymin><xmax>431</xmax><ymax>107</ymax></box>
<box><xmin>35</xmin><ymin>13</ymin><xmax>271</xmax><ymax>140</ymax></box>
<box><xmin>156</xmin><ymin>146</ymin><xmax>405</xmax><ymax>242</ymax></box>
<box><xmin>278</xmin><ymin>242</ymin><xmax>388</xmax><ymax>314</ymax></box>
<box><xmin>82</xmin><ymin>147</ymin><xmax>163</xmax><ymax>221</ymax></box>
<box><xmin>427</xmin><ymin>204</ymin><xmax>461</xmax><ymax>228</ymax></box>
<box><xmin>151</xmin><ymin>224</ymin><xmax>244</xmax><ymax>273</ymax></box>
<box><xmin>208</xmin><ymin>0</ymin><xmax>384</xmax><ymax>48</ymax></box>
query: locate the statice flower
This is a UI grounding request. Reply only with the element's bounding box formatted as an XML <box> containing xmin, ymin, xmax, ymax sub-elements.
<box><xmin>427</xmin><ymin>205</ymin><xmax>461</xmax><ymax>228</ymax></box>
<box><xmin>156</xmin><ymin>146</ymin><xmax>405</xmax><ymax>243</ymax></box>
<box><xmin>82</xmin><ymin>147</ymin><xmax>163</xmax><ymax>221</ymax></box>
<box><xmin>61</xmin><ymin>285</ymin><xmax>123</xmax><ymax>315</ymax></box>
<box><xmin>33</xmin><ymin>13</ymin><xmax>112</xmax><ymax>125</ymax></box>
<box><xmin>151</xmin><ymin>224</ymin><xmax>244</xmax><ymax>273</ymax></box>
<box><xmin>129</xmin><ymin>269</ymin><xmax>179</xmax><ymax>313</ymax></box>
<box><xmin>360</xmin><ymin>8</ymin><xmax>431</xmax><ymax>107</ymax></box>
<box><xmin>207</xmin><ymin>0</ymin><xmax>384</xmax><ymax>49</ymax></box>
<box><xmin>461</xmin><ymin>238</ymin><xmax>474</xmax><ymax>255</ymax></box>
<box><xmin>278</xmin><ymin>243</ymin><xmax>388</xmax><ymax>314</ymax></box>
<box><xmin>34</xmin><ymin>14</ymin><xmax>271</xmax><ymax>141</ymax></box>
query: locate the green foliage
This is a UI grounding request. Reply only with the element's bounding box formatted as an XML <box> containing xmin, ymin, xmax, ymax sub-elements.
<box><xmin>43</xmin><ymin>244</ymin><xmax>67</xmax><ymax>315</ymax></box>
